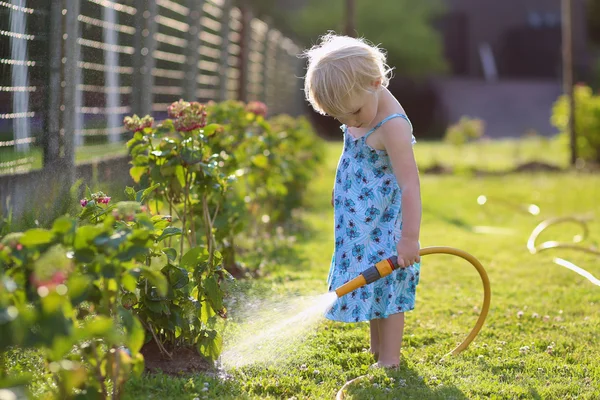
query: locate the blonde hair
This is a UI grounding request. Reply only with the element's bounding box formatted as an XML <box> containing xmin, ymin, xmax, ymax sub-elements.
<box><xmin>303</xmin><ymin>33</ymin><xmax>393</xmax><ymax>116</ymax></box>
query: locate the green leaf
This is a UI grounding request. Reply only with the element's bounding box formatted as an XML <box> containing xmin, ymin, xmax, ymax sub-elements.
<box><xmin>143</xmin><ymin>298</ymin><xmax>165</xmax><ymax>313</ymax></box>
<box><xmin>197</xmin><ymin>329</ymin><xmax>222</xmax><ymax>361</ymax></box>
<box><xmin>52</xmin><ymin>217</ymin><xmax>76</xmax><ymax>235</ymax></box>
<box><xmin>251</xmin><ymin>154</ymin><xmax>269</xmax><ymax>169</ymax></box>
<box><xmin>116</xmin><ymin>245</ymin><xmax>149</xmax><ymax>262</ymax></box>
<box><xmin>175</xmin><ymin>165</ymin><xmax>186</xmax><ymax>187</ymax></box>
<box><xmin>134</xmin><ymin>154</ymin><xmax>149</xmax><ymax>165</ymax></box>
<box><xmin>202</xmin><ymin>123</ymin><xmax>220</xmax><ymax>136</ymax></box>
<box><xmin>151</xmin><ymin>218</ymin><xmax>170</xmax><ymax>230</ymax></box>
<box><xmin>74</xmin><ymin>225</ymin><xmax>105</xmax><ymax>249</ymax></box>
<box><xmin>130</xmin><ymin>166</ymin><xmax>146</xmax><ymax>183</ymax></box>
<box><xmin>142</xmin><ymin>268</ymin><xmax>168</xmax><ymax>297</ymax></box>
<box><xmin>125</xmin><ymin>186</ymin><xmax>137</xmax><ymax>201</ymax></box>
<box><xmin>67</xmin><ymin>275</ymin><xmax>92</xmax><ymax>306</ymax></box>
<box><xmin>75</xmin><ymin>316</ymin><xmax>116</xmax><ymax>343</ymax></box>
<box><xmin>127</xmin><ymin>315</ymin><xmax>145</xmax><ymax>354</ymax></box>
<box><xmin>118</xmin><ymin>307</ymin><xmax>144</xmax><ymax>354</ymax></box>
<box><xmin>73</xmin><ymin>248</ymin><xmax>95</xmax><ymax>264</ymax></box>
<box><xmin>20</xmin><ymin>229</ymin><xmax>54</xmax><ymax>246</ymax></box>
<box><xmin>199</xmin><ymin>299</ymin><xmax>215</xmax><ymax>324</ymax></box>
<box><xmin>121</xmin><ymin>292</ymin><xmax>138</xmax><ymax>309</ymax></box>
<box><xmin>137</xmin><ymin>183</ymin><xmax>161</xmax><ymax>203</ymax></box>
<box><xmin>181</xmin><ymin>147</ymin><xmax>203</xmax><ymax>165</ymax></box>
<box><xmin>180</xmin><ymin>247</ymin><xmax>203</xmax><ymax>269</ymax></box>
<box><xmin>203</xmin><ymin>276</ymin><xmax>223</xmax><ymax>312</ymax></box>
<box><xmin>121</xmin><ymin>273</ymin><xmax>138</xmax><ymax>293</ymax></box>
<box><xmin>164</xmin><ymin>265</ymin><xmax>189</xmax><ymax>289</ymax></box>
<box><xmin>50</xmin><ymin>336</ymin><xmax>76</xmax><ymax>360</ymax></box>
<box><xmin>162</xmin><ymin>247</ymin><xmax>177</xmax><ymax>262</ymax></box>
<box><xmin>156</xmin><ymin>227</ymin><xmax>181</xmax><ymax>242</ymax></box>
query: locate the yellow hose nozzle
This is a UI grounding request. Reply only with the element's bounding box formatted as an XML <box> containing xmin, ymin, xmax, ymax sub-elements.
<box><xmin>334</xmin><ymin>256</ymin><xmax>398</xmax><ymax>297</ymax></box>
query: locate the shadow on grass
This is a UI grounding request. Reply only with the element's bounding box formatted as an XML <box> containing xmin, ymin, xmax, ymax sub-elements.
<box><xmin>422</xmin><ymin>206</ymin><xmax>474</xmax><ymax>232</ymax></box>
<box><xmin>343</xmin><ymin>362</ymin><xmax>469</xmax><ymax>399</ymax></box>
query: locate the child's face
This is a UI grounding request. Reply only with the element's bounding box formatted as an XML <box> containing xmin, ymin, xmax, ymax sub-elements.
<box><xmin>333</xmin><ymin>84</ymin><xmax>380</xmax><ymax>129</ymax></box>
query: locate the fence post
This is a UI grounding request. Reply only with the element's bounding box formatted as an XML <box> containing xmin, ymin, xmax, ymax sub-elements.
<box><xmin>272</xmin><ymin>33</ymin><xmax>283</xmax><ymax>115</ymax></box>
<box><xmin>294</xmin><ymin>47</ymin><xmax>305</xmax><ymax>116</ymax></box>
<box><xmin>63</xmin><ymin>0</ymin><xmax>81</xmax><ymax>184</ymax></box>
<box><xmin>132</xmin><ymin>0</ymin><xmax>143</xmax><ymax>115</ymax></box>
<box><xmin>218</xmin><ymin>0</ymin><xmax>232</xmax><ymax>101</ymax></box>
<box><xmin>143</xmin><ymin>1</ymin><xmax>157</xmax><ymax>116</ymax></box>
<box><xmin>185</xmin><ymin>0</ymin><xmax>204</xmax><ymax>101</ymax></box>
<box><xmin>134</xmin><ymin>0</ymin><xmax>157</xmax><ymax>116</ymax></box>
<box><xmin>103</xmin><ymin>5</ymin><xmax>120</xmax><ymax>143</ymax></box>
<box><xmin>237</xmin><ymin>4</ymin><xmax>251</xmax><ymax>103</ymax></box>
<box><xmin>260</xmin><ymin>22</ymin><xmax>271</xmax><ymax>105</ymax></box>
<box><xmin>44</xmin><ymin>0</ymin><xmax>62</xmax><ymax>168</ymax></box>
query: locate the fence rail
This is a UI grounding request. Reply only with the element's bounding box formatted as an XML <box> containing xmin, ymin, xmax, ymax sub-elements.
<box><xmin>0</xmin><ymin>0</ymin><xmax>303</xmax><ymax>177</ymax></box>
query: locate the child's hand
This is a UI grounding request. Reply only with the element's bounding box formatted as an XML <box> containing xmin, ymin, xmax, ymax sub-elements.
<box><xmin>396</xmin><ymin>238</ymin><xmax>420</xmax><ymax>268</ymax></box>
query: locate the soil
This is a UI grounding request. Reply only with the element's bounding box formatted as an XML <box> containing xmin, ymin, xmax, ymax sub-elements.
<box><xmin>141</xmin><ymin>340</ymin><xmax>214</xmax><ymax>375</ymax></box>
<box><xmin>422</xmin><ymin>163</ymin><xmax>454</xmax><ymax>175</ymax></box>
<box><xmin>513</xmin><ymin>161</ymin><xmax>563</xmax><ymax>173</ymax></box>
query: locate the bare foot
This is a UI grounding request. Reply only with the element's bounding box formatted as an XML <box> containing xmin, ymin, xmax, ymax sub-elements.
<box><xmin>369</xmin><ymin>361</ymin><xmax>399</xmax><ymax>370</ymax></box>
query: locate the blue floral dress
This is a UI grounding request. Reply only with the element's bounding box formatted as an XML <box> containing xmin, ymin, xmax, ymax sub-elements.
<box><xmin>325</xmin><ymin>113</ymin><xmax>421</xmax><ymax>323</ymax></box>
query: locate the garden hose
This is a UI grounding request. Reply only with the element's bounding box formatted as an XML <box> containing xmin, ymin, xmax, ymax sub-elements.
<box><xmin>527</xmin><ymin>216</ymin><xmax>599</xmax><ymax>256</ymax></box>
<box><xmin>334</xmin><ymin>246</ymin><xmax>491</xmax><ymax>400</ymax></box>
<box><xmin>334</xmin><ymin>246</ymin><xmax>491</xmax><ymax>356</ymax></box>
<box><xmin>527</xmin><ymin>216</ymin><xmax>600</xmax><ymax>286</ymax></box>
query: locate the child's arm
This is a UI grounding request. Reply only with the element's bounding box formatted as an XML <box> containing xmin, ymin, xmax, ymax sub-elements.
<box><xmin>378</xmin><ymin>118</ymin><xmax>422</xmax><ymax>267</ymax></box>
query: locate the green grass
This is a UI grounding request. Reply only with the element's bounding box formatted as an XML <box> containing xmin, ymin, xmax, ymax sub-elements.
<box><xmin>0</xmin><ymin>135</ymin><xmax>568</xmax><ymax>177</ymax></box>
<box><xmin>414</xmin><ymin>136</ymin><xmax>569</xmax><ymax>172</ymax></box>
<box><xmin>123</xmin><ymin>142</ymin><xmax>600</xmax><ymax>399</ymax></box>
<box><xmin>0</xmin><ymin>143</ymin><xmax>128</xmax><ymax>175</ymax></box>
<box><xmin>4</xmin><ymin>140</ymin><xmax>600</xmax><ymax>399</ymax></box>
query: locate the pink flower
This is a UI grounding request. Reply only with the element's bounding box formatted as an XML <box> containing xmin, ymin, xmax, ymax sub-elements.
<box><xmin>124</xmin><ymin>115</ymin><xmax>154</xmax><ymax>133</ymax></box>
<box><xmin>170</xmin><ymin>101</ymin><xmax>208</xmax><ymax>132</ymax></box>
<box><xmin>168</xmin><ymin>99</ymin><xmax>189</xmax><ymax>118</ymax></box>
<box><xmin>80</xmin><ymin>199</ymin><xmax>88</xmax><ymax>207</ymax></box>
<box><xmin>246</xmin><ymin>101</ymin><xmax>268</xmax><ymax>117</ymax></box>
<box><xmin>30</xmin><ymin>271</ymin><xmax>67</xmax><ymax>290</ymax></box>
<box><xmin>16</xmin><ymin>244</ymin><xmax>23</xmax><ymax>251</ymax></box>
<box><xmin>88</xmin><ymin>191</ymin><xmax>111</xmax><ymax>205</ymax></box>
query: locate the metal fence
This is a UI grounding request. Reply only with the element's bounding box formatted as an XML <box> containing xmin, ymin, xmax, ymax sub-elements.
<box><xmin>0</xmin><ymin>0</ymin><xmax>303</xmax><ymax>176</ymax></box>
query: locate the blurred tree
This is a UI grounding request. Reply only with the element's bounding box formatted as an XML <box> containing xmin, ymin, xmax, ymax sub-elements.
<box><xmin>287</xmin><ymin>0</ymin><xmax>447</xmax><ymax>76</ymax></box>
<box><xmin>239</xmin><ymin>0</ymin><xmax>277</xmax><ymax>17</ymax></box>
<box><xmin>588</xmin><ymin>0</ymin><xmax>600</xmax><ymax>46</ymax></box>
<box><xmin>235</xmin><ymin>0</ymin><xmax>301</xmax><ymax>40</ymax></box>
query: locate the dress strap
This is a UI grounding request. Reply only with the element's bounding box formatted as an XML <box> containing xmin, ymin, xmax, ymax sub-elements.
<box><xmin>363</xmin><ymin>113</ymin><xmax>413</xmax><ymax>140</ymax></box>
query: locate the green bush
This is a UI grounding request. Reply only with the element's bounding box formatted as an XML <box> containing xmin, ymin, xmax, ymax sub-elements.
<box><xmin>443</xmin><ymin>116</ymin><xmax>485</xmax><ymax>147</ymax></box>
<box><xmin>0</xmin><ymin>198</ymin><xmax>173</xmax><ymax>399</ymax></box>
<box><xmin>551</xmin><ymin>84</ymin><xmax>600</xmax><ymax>164</ymax></box>
<box><xmin>0</xmin><ymin>99</ymin><xmax>325</xmax><ymax>397</ymax></box>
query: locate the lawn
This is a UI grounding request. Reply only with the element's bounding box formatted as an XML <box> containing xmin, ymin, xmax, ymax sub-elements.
<box><xmin>122</xmin><ymin>142</ymin><xmax>600</xmax><ymax>399</ymax></box>
<box><xmin>4</xmin><ymin>140</ymin><xmax>599</xmax><ymax>399</ymax></box>
<box><xmin>0</xmin><ymin>143</ymin><xmax>128</xmax><ymax>175</ymax></box>
<box><xmin>0</xmin><ymin>134</ymin><xmax>569</xmax><ymax>176</ymax></box>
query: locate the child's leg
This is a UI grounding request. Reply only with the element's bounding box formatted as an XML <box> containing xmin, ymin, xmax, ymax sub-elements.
<box><xmin>377</xmin><ymin>312</ymin><xmax>405</xmax><ymax>367</ymax></box>
<box><xmin>369</xmin><ymin>319</ymin><xmax>380</xmax><ymax>361</ymax></box>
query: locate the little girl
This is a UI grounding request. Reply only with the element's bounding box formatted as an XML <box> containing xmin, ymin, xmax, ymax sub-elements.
<box><xmin>303</xmin><ymin>34</ymin><xmax>422</xmax><ymax>368</ymax></box>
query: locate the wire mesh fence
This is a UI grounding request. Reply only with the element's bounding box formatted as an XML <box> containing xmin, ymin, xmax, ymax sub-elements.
<box><xmin>0</xmin><ymin>0</ymin><xmax>303</xmax><ymax>176</ymax></box>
